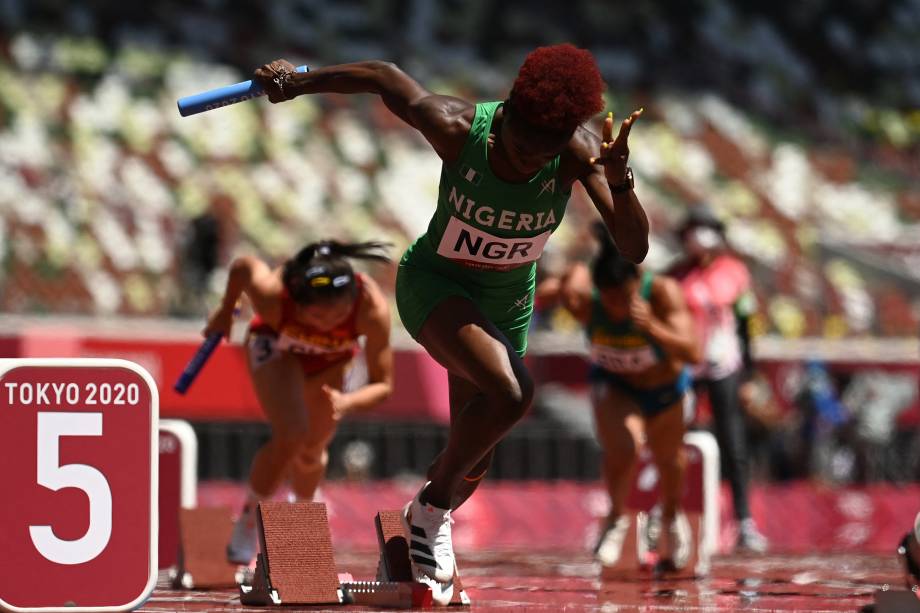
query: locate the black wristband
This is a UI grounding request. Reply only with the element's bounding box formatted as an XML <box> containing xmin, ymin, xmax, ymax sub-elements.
<box><xmin>609</xmin><ymin>167</ymin><xmax>634</xmax><ymax>194</ymax></box>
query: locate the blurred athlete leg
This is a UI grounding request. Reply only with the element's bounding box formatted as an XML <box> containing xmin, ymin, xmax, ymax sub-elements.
<box><xmin>287</xmin><ymin>360</ymin><xmax>350</xmax><ymax>500</ymax></box>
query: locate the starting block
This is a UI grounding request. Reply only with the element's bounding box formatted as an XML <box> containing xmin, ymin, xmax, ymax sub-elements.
<box><xmin>600</xmin><ymin>431</ymin><xmax>719</xmax><ymax>580</ymax></box>
<box><xmin>375</xmin><ymin>510</ymin><xmax>471</xmax><ymax>606</ymax></box>
<box><xmin>238</xmin><ymin>502</ymin><xmax>445</xmax><ymax>608</ymax></box>
<box><xmin>158</xmin><ymin>419</ymin><xmax>198</xmax><ymax>571</ymax></box>
<box><xmin>871</xmin><ymin>588</ymin><xmax>920</xmax><ymax>613</ymax></box>
<box><xmin>240</xmin><ymin>502</ymin><xmax>341</xmax><ymax>605</ymax></box>
<box><xmin>172</xmin><ymin>506</ymin><xmax>241</xmax><ymax>589</ymax></box>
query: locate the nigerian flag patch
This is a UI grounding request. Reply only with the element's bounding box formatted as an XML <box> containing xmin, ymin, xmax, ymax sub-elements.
<box><xmin>459</xmin><ymin>164</ymin><xmax>482</xmax><ymax>186</ymax></box>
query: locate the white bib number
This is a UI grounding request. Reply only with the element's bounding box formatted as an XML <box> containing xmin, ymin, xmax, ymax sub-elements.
<box><xmin>591</xmin><ymin>344</ymin><xmax>658</xmax><ymax>374</ymax></box>
<box><xmin>437</xmin><ymin>216</ymin><xmax>550</xmax><ymax>269</ymax></box>
<box><xmin>275</xmin><ymin>334</ymin><xmax>357</xmax><ymax>356</ymax></box>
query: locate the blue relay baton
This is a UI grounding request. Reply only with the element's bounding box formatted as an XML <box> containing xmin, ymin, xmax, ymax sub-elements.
<box><xmin>174</xmin><ymin>333</ymin><xmax>223</xmax><ymax>394</ymax></box>
<box><xmin>177</xmin><ymin>64</ymin><xmax>309</xmax><ymax>117</ymax></box>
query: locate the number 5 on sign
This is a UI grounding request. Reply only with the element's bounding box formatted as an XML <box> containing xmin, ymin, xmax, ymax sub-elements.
<box><xmin>0</xmin><ymin>359</ymin><xmax>158</xmax><ymax>613</ymax></box>
<box><xmin>30</xmin><ymin>412</ymin><xmax>112</xmax><ymax>565</ymax></box>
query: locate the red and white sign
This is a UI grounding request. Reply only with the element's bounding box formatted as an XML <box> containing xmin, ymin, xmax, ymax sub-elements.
<box><xmin>0</xmin><ymin>359</ymin><xmax>158</xmax><ymax>612</ymax></box>
<box><xmin>158</xmin><ymin>419</ymin><xmax>197</xmax><ymax>570</ymax></box>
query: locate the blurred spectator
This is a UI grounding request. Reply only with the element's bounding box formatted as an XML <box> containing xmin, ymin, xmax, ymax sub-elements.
<box><xmin>790</xmin><ymin>360</ymin><xmax>852</xmax><ymax>483</ymax></box>
<box><xmin>843</xmin><ymin>369</ymin><xmax>918</xmax><ymax>481</ymax></box>
<box><xmin>175</xmin><ymin>212</ymin><xmax>221</xmax><ymax>316</ymax></box>
<box><xmin>668</xmin><ymin>204</ymin><xmax>767</xmax><ymax>552</ymax></box>
<box><xmin>737</xmin><ymin>371</ymin><xmax>785</xmax><ymax>482</ymax></box>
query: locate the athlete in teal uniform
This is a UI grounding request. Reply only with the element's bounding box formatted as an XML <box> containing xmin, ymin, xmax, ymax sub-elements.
<box><xmin>254</xmin><ymin>45</ymin><xmax>650</xmax><ymax>598</ymax></box>
<box><xmin>540</xmin><ymin>223</ymin><xmax>701</xmax><ymax>570</ymax></box>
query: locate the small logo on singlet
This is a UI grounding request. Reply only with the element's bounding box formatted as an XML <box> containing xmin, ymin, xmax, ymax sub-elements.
<box><xmin>459</xmin><ymin>164</ymin><xmax>482</xmax><ymax>186</ymax></box>
<box><xmin>538</xmin><ymin>178</ymin><xmax>555</xmax><ymax>197</ymax></box>
<box><xmin>508</xmin><ymin>294</ymin><xmax>531</xmax><ymax>312</ymax></box>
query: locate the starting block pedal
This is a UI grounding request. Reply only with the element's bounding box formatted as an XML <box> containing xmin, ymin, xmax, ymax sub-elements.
<box><xmin>171</xmin><ymin>506</ymin><xmax>241</xmax><ymax>589</ymax></box>
<box><xmin>238</xmin><ymin>501</ymin><xmax>435</xmax><ymax>608</ymax></box>
<box><xmin>871</xmin><ymin>589</ymin><xmax>920</xmax><ymax>613</ymax></box>
<box><xmin>239</xmin><ymin>502</ymin><xmax>341</xmax><ymax>606</ymax></box>
<box><xmin>375</xmin><ymin>509</ymin><xmax>471</xmax><ymax>606</ymax></box>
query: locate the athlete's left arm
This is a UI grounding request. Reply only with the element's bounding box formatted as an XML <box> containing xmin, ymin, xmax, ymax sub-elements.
<box><xmin>633</xmin><ymin>277</ymin><xmax>703</xmax><ymax>364</ymax></box>
<box><xmin>339</xmin><ymin>277</ymin><xmax>394</xmax><ymax>415</ymax></box>
<box><xmin>571</xmin><ymin>110</ymin><xmax>649</xmax><ymax>264</ymax></box>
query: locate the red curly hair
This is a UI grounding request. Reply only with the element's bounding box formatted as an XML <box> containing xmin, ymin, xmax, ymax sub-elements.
<box><xmin>509</xmin><ymin>44</ymin><xmax>606</xmax><ymax>132</ymax></box>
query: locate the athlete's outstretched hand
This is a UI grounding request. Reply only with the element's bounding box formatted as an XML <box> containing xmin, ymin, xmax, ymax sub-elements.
<box><xmin>322</xmin><ymin>384</ymin><xmax>350</xmax><ymax>421</ymax></box>
<box><xmin>591</xmin><ymin>109</ymin><xmax>643</xmax><ymax>186</ymax></box>
<box><xmin>254</xmin><ymin>58</ymin><xmax>297</xmax><ymax>103</ymax></box>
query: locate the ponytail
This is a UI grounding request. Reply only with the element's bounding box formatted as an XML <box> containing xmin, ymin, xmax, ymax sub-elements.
<box><xmin>283</xmin><ymin>240</ymin><xmax>391</xmax><ymax>304</ymax></box>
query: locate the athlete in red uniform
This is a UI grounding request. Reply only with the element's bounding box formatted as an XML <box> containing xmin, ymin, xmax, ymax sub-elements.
<box><xmin>203</xmin><ymin>240</ymin><xmax>393</xmax><ymax>564</ymax></box>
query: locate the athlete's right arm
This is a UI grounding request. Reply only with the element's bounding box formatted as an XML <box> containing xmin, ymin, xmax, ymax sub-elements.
<box><xmin>558</xmin><ymin>263</ymin><xmax>593</xmax><ymax>324</ymax></box>
<box><xmin>203</xmin><ymin>256</ymin><xmax>281</xmax><ymax>336</ymax></box>
<box><xmin>641</xmin><ymin>277</ymin><xmax>703</xmax><ymax>365</ymax></box>
<box><xmin>254</xmin><ymin>59</ymin><xmax>471</xmax><ymax>162</ymax></box>
<box><xmin>338</xmin><ymin>277</ymin><xmax>393</xmax><ymax>416</ymax></box>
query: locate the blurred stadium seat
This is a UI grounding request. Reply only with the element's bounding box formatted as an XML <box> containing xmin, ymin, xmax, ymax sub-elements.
<box><xmin>1</xmin><ymin>11</ymin><xmax>918</xmax><ymax>336</ymax></box>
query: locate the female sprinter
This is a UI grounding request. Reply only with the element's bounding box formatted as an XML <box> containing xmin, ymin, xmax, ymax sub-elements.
<box><xmin>546</xmin><ymin>223</ymin><xmax>701</xmax><ymax>570</ymax></box>
<box><xmin>253</xmin><ymin>44</ymin><xmax>650</xmax><ymax>597</ymax></box>
<box><xmin>203</xmin><ymin>240</ymin><xmax>393</xmax><ymax>565</ymax></box>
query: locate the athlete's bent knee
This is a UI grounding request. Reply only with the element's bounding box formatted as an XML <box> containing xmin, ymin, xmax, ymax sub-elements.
<box><xmin>291</xmin><ymin>447</ymin><xmax>328</xmax><ymax>476</ymax></box>
<box><xmin>466</xmin><ymin>450</ymin><xmax>494</xmax><ymax>481</ymax></box>
<box><xmin>272</xmin><ymin>428</ymin><xmax>311</xmax><ymax>459</ymax></box>
<box><xmin>486</xmin><ymin>370</ymin><xmax>534</xmax><ymax>425</ymax></box>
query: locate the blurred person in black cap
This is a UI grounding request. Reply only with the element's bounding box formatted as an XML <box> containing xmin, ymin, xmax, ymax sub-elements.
<box><xmin>176</xmin><ymin>213</ymin><xmax>221</xmax><ymax>316</ymax></box>
<box><xmin>667</xmin><ymin>205</ymin><xmax>768</xmax><ymax>553</ymax></box>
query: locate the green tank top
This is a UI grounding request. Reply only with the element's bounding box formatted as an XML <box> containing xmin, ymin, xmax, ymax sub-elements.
<box><xmin>587</xmin><ymin>271</ymin><xmax>665</xmax><ymax>373</ymax></box>
<box><xmin>403</xmin><ymin>101</ymin><xmax>571</xmax><ymax>289</ymax></box>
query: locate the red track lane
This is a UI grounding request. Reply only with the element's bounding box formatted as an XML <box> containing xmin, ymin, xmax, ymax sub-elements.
<box><xmin>139</xmin><ymin>551</ymin><xmax>902</xmax><ymax>612</ymax></box>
